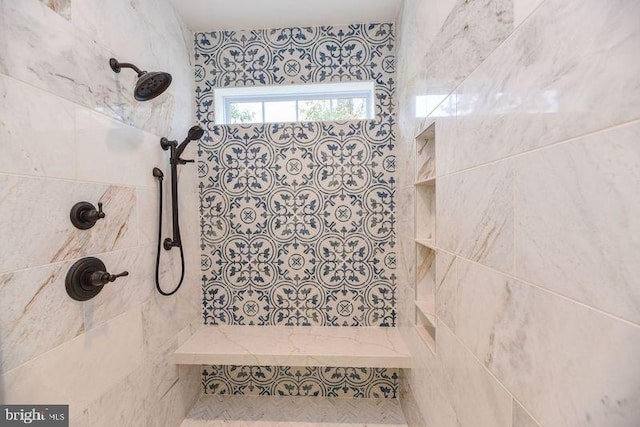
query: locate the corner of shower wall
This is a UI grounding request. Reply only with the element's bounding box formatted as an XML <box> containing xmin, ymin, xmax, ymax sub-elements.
<box><xmin>0</xmin><ymin>0</ymin><xmax>201</xmax><ymax>423</ymax></box>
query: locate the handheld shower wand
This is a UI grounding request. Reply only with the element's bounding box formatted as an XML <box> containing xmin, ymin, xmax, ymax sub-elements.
<box><xmin>153</xmin><ymin>125</ymin><xmax>204</xmax><ymax>296</ymax></box>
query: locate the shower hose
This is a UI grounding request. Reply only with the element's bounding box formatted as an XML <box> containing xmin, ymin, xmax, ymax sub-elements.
<box><xmin>154</xmin><ymin>172</ymin><xmax>185</xmax><ymax>296</ymax></box>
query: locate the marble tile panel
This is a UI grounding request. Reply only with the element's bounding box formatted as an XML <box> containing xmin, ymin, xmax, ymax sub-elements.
<box><xmin>0</xmin><ymin>1</ymin><xmax>117</xmax><ymax>119</ymax></box>
<box><xmin>0</xmin><ymin>259</ymin><xmax>84</xmax><ymax>374</ymax></box>
<box><xmin>436</xmin><ymin>159</ymin><xmax>514</xmax><ymax>273</ymax></box>
<box><xmin>136</xmin><ymin>159</ymin><xmax>197</xmax><ymax>248</ymax></box>
<box><xmin>395</xmin><ymin>0</ymin><xmax>456</xmax><ymax>92</ymax></box>
<box><xmin>150</xmin><ymin>364</ymin><xmax>201</xmax><ymax>427</ymax></box>
<box><xmin>88</xmin><ymin>365</ymin><xmax>150</xmax><ymax>427</ymax></box>
<box><xmin>136</xmin><ymin>185</ymin><xmax>162</xmax><ymax>247</ymax></box>
<box><xmin>398</xmin><ymin>381</ymin><xmax>427</xmax><ymax>427</ymax></box>
<box><xmin>38</xmin><ymin>0</ymin><xmax>70</xmax><ymax>20</ymax></box>
<box><xmin>75</xmin><ymin>107</ymin><xmax>167</xmax><ymax>188</ymax></box>
<box><xmin>513</xmin><ymin>400</ymin><xmax>541</xmax><ymax>427</ymax></box>
<box><xmin>435</xmin><ymin>250</ymin><xmax>456</xmax><ymax>329</ymax></box>
<box><xmin>445</xmin><ymin>0</ymin><xmax>640</xmax><ymax>174</ymax></box>
<box><xmin>0</xmin><ymin>74</ymin><xmax>76</xmax><ymax>179</ymax></box>
<box><xmin>0</xmin><ymin>175</ymin><xmax>137</xmax><ymax>273</ymax></box>
<box><xmin>414</xmin><ymin>0</ymin><xmax>513</xmax><ymax>120</ymax></box>
<box><xmin>0</xmin><ymin>307</ymin><xmax>144</xmax><ymax>410</ymax></box>
<box><xmin>437</xmin><ymin>322</ymin><xmax>512</xmax><ymax>427</ymax></box>
<box><xmin>395</xmin><ymin>187</ymin><xmax>414</xmax><ymax>238</ymax></box>
<box><xmin>69</xmin><ymin>408</ymin><xmax>90</xmax><ymax>427</ymax></box>
<box><xmin>515</xmin><ymin>122</ymin><xmax>640</xmax><ymax>324</ymax></box>
<box><xmin>513</xmin><ymin>0</ymin><xmax>545</xmax><ymax>27</ymax></box>
<box><xmin>88</xmin><ymin>335</ymin><xmax>183</xmax><ymax>427</ymax></box>
<box><xmin>70</xmin><ymin>0</ymin><xmax>154</xmax><ymax>67</ymax></box>
<box><xmin>415</xmin><ymin>128</ymin><xmax>435</xmax><ymax>181</ymax></box>
<box><xmin>394</xmin><ymin>127</ymin><xmax>415</xmax><ymax>190</ymax></box>
<box><xmin>129</xmin><ymin>0</ymin><xmax>187</xmax><ymax>54</ymax></box>
<box><xmin>395</xmin><ymin>283</ymin><xmax>413</xmax><ymax>330</ymax></box>
<box><xmin>415</xmin><ymin>245</ymin><xmax>435</xmax><ymax>305</ymax></box>
<box><xmin>396</xmin><ymin>234</ymin><xmax>415</xmax><ymax>286</ymax></box>
<box><xmin>415</xmin><ymin>184</ymin><xmax>435</xmax><ymax>242</ymax></box>
<box><xmin>451</xmin><ymin>259</ymin><xmax>640</xmax><ymax>426</ymax></box>
<box><xmin>0</xmin><ymin>0</ymin><xmax>176</xmax><ymax>136</ymax></box>
<box><xmin>400</xmin><ymin>330</ymin><xmax>458</xmax><ymax>427</ymax></box>
<box><xmin>141</xmin><ymin>282</ymin><xmax>200</xmax><ymax>357</ymax></box>
<box><xmin>83</xmin><ymin>246</ymin><xmax>155</xmax><ymax>331</ymax></box>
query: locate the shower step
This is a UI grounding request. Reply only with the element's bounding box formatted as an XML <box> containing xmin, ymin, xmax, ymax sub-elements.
<box><xmin>174</xmin><ymin>325</ymin><xmax>411</xmax><ymax>368</ymax></box>
<box><xmin>181</xmin><ymin>395</ymin><xmax>408</xmax><ymax>426</ymax></box>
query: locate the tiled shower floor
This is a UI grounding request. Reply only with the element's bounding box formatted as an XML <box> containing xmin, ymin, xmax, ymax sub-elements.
<box><xmin>180</xmin><ymin>395</ymin><xmax>408</xmax><ymax>426</ymax></box>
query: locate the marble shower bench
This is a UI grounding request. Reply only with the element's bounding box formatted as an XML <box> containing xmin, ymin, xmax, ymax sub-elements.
<box><xmin>174</xmin><ymin>325</ymin><xmax>411</xmax><ymax>369</ymax></box>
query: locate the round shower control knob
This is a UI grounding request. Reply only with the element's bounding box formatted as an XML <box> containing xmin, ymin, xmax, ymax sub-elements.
<box><xmin>70</xmin><ymin>201</ymin><xmax>105</xmax><ymax>230</ymax></box>
<box><xmin>65</xmin><ymin>257</ymin><xmax>129</xmax><ymax>301</ymax></box>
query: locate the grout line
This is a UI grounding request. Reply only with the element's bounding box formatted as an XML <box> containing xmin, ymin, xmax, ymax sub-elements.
<box><xmin>511</xmin><ymin>396</ymin><xmax>543</xmax><ymax>427</ymax></box>
<box><xmin>406</xmin><ymin>240</ymin><xmax>640</xmax><ymax>330</ymax></box>
<box><xmin>437</xmin><ymin>319</ymin><xmax>545</xmax><ymax>427</ymax></box>
<box><xmin>1</xmin><ymin>305</ymin><xmax>144</xmax><ymax>377</ymax></box>
<box><xmin>436</xmin><ymin>117</ymin><xmax>640</xmax><ymax>180</ymax></box>
<box><xmin>455</xmin><ymin>254</ymin><xmax>640</xmax><ymax>330</ymax></box>
<box><xmin>512</xmin><ymin>160</ymin><xmax>517</xmax><ymax>277</ymax></box>
<box><xmin>0</xmin><ymin>170</ymin><xmax>159</xmax><ymax>191</ymax></box>
<box><xmin>0</xmin><ymin>244</ymin><xmax>150</xmax><ymax>276</ymax></box>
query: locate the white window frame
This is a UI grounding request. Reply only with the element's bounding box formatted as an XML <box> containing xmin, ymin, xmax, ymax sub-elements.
<box><xmin>214</xmin><ymin>81</ymin><xmax>375</xmax><ymax>125</ymax></box>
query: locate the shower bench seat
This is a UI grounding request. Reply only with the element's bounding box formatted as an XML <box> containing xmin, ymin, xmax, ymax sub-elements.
<box><xmin>174</xmin><ymin>325</ymin><xmax>411</xmax><ymax>368</ymax></box>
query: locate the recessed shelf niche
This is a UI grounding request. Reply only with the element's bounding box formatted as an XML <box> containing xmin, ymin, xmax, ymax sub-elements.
<box><xmin>413</xmin><ymin>122</ymin><xmax>437</xmax><ymax>353</ymax></box>
<box><xmin>415</xmin><ymin>125</ymin><xmax>435</xmax><ymax>182</ymax></box>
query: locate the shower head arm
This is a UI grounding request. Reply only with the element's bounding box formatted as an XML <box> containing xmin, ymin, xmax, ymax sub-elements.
<box><xmin>109</xmin><ymin>58</ymin><xmax>145</xmax><ymax>77</ymax></box>
<box><xmin>174</xmin><ymin>126</ymin><xmax>205</xmax><ymax>159</ymax></box>
<box><xmin>174</xmin><ymin>138</ymin><xmax>191</xmax><ymax>159</ymax></box>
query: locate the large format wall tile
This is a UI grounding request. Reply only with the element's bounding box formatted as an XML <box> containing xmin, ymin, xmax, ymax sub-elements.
<box><xmin>396</xmin><ymin>0</ymin><xmax>640</xmax><ymax>425</ymax></box>
<box><xmin>1</xmin><ymin>0</ymin><xmax>198</xmax><ymax>422</ymax></box>
<box><xmin>513</xmin><ymin>0</ymin><xmax>545</xmax><ymax>27</ymax></box>
<box><xmin>87</xmin><ymin>336</ymin><xmax>186</xmax><ymax>427</ymax></box>
<box><xmin>83</xmin><ymin>246</ymin><xmax>155</xmax><ymax>331</ymax></box>
<box><xmin>513</xmin><ymin>400</ymin><xmax>540</xmax><ymax>427</ymax></box>
<box><xmin>436</xmin><ymin>160</ymin><xmax>514</xmax><ymax>273</ymax></box>
<box><xmin>450</xmin><ymin>260</ymin><xmax>640</xmax><ymax>427</ymax></box>
<box><xmin>0</xmin><ymin>260</ymin><xmax>84</xmax><ymax>374</ymax></box>
<box><xmin>0</xmin><ymin>308</ymin><xmax>144</xmax><ymax>411</ymax></box>
<box><xmin>0</xmin><ymin>74</ymin><xmax>76</xmax><ymax>179</ymax></box>
<box><xmin>0</xmin><ymin>175</ymin><xmax>137</xmax><ymax>273</ymax></box>
<box><xmin>419</xmin><ymin>0</ymin><xmax>513</xmax><ymax>102</ymax></box>
<box><xmin>0</xmin><ymin>0</ymin><xmax>177</xmax><ymax>136</ymax></box>
<box><xmin>516</xmin><ymin>122</ymin><xmax>640</xmax><ymax>324</ymax></box>
<box><xmin>437</xmin><ymin>322</ymin><xmax>512</xmax><ymax>427</ymax></box>
<box><xmin>75</xmin><ymin>108</ymin><xmax>167</xmax><ymax>188</ymax></box>
<box><xmin>441</xmin><ymin>0</ymin><xmax>640</xmax><ymax>174</ymax></box>
<box><xmin>400</xmin><ymin>329</ymin><xmax>458</xmax><ymax>427</ymax></box>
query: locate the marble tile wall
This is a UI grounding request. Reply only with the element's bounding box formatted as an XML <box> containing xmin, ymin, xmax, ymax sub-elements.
<box><xmin>0</xmin><ymin>0</ymin><xmax>201</xmax><ymax>425</ymax></box>
<box><xmin>194</xmin><ymin>24</ymin><xmax>398</xmax><ymax>398</ymax></box>
<box><xmin>395</xmin><ymin>0</ymin><xmax>640</xmax><ymax>426</ymax></box>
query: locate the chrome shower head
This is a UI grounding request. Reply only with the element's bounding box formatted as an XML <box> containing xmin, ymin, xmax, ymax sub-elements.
<box><xmin>110</xmin><ymin>58</ymin><xmax>172</xmax><ymax>101</ymax></box>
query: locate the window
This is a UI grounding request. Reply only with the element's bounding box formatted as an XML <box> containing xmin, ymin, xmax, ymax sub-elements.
<box><xmin>214</xmin><ymin>82</ymin><xmax>375</xmax><ymax>125</ymax></box>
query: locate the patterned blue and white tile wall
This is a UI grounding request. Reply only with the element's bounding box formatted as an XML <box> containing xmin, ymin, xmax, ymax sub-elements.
<box><xmin>194</xmin><ymin>23</ymin><xmax>397</xmax><ymax>398</ymax></box>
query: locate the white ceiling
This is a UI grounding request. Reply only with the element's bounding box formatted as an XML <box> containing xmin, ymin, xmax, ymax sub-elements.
<box><xmin>168</xmin><ymin>0</ymin><xmax>402</xmax><ymax>32</ymax></box>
